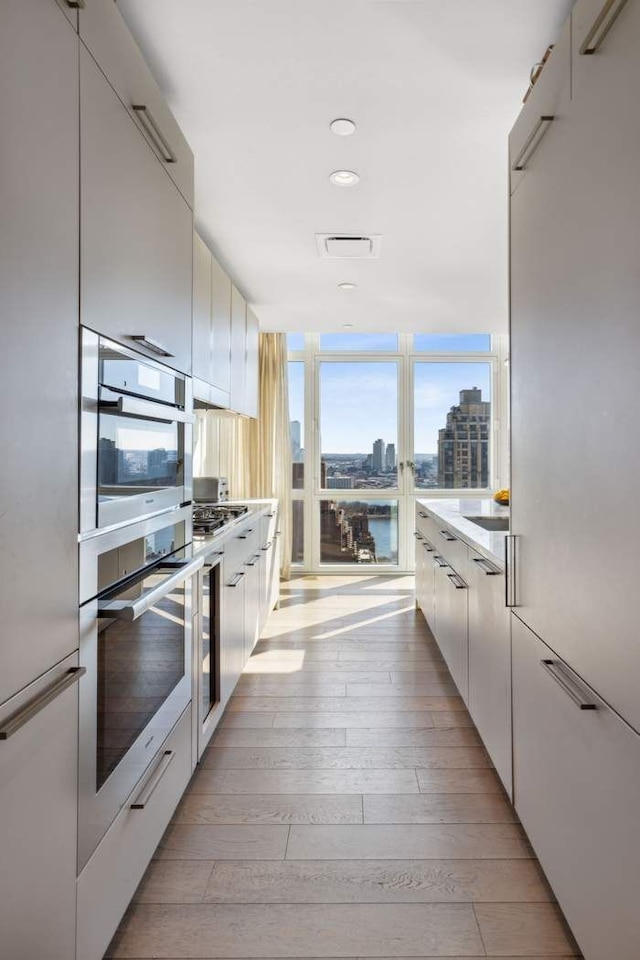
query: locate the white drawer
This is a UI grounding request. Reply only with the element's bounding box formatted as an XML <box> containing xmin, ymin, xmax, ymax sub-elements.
<box><xmin>512</xmin><ymin>615</ymin><xmax>640</xmax><ymax>960</ymax></box>
<box><xmin>76</xmin><ymin>704</ymin><xmax>192</xmax><ymax>960</ymax></box>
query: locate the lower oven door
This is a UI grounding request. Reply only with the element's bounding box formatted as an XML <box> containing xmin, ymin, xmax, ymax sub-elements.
<box><xmin>78</xmin><ymin>552</ymin><xmax>203</xmax><ymax>870</ymax></box>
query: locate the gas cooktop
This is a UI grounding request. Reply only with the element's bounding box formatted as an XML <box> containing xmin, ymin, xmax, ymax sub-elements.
<box><xmin>192</xmin><ymin>503</ymin><xmax>249</xmax><ymax>536</ymax></box>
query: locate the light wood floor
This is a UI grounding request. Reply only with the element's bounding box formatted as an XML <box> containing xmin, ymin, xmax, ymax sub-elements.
<box><xmin>107</xmin><ymin>575</ymin><xmax>580</xmax><ymax>959</ymax></box>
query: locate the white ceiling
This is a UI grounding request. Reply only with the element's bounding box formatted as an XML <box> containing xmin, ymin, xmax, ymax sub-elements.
<box><xmin>118</xmin><ymin>0</ymin><xmax>572</xmax><ymax>333</ymax></box>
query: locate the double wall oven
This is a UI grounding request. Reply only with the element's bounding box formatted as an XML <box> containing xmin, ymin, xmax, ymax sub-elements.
<box><xmin>78</xmin><ymin>328</ymin><xmax>201</xmax><ymax>870</ymax></box>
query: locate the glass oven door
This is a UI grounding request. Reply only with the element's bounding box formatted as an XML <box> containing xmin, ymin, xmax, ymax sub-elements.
<box><xmin>78</xmin><ymin>513</ymin><xmax>201</xmax><ymax>869</ymax></box>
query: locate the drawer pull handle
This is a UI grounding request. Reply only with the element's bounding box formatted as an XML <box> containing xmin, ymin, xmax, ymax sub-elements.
<box><xmin>227</xmin><ymin>571</ymin><xmax>245</xmax><ymax>587</ymax></box>
<box><xmin>65</xmin><ymin>0</ymin><xmax>85</xmax><ymax>7</ymax></box>
<box><xmin>580</xmin><ymin>0</ymin><xmax>629</xmax><ymax>54</ymax></box>
<box><xmin>131</xmin><ymin>750</ymin><xmax>175</xmax><ymax>809</ymax></box>
<box><xmin>541</xmin><ymin>659</ymin><xmax>598</xmax><ymax>710</ymax></box>
<box><xmin>414</xmin><ymin>532</ymin><xmax>423</xmax><ymax>540</ymax></box>
<box><xmin>512</xmin><ymin>116</ymin><xmax>554</xmax><ymax>171</ymax></box>
<box><xmin>418</xmin><ymin>511</ymin><xmax>428</xmax><ymax>518</ymax></box>
<box><xmin>261</xmin><ymin>542</ymin><xmax>272</xmax><ymax>551</ymax></box>
<box><xmin>422</xmin><ymin>539</ymin><xmax>435</xmax><ymax>553</ymax></box>
<box><xmin>434</xmin><ymin>555</ymin><xmax>449</xmax><ymax>568</ymax></box>
<box><xmin>472</xmin><ymin>556</ymin><xmax>501</xmax><ymax>576</ymax></box>
<box><xmin>447</xmin><ymin>572</ymin><xmax>467</xmax><ymax>590</ymax></box>
<box><xmin>0</xmin><ymin>667</ymin><xmax>86</xmax><ymax>741</ymax></box>
<box><xmin>439</xmin><ymin>530</ymin><xmax>457</xmax><ymax>542</ymax></box>
<box><xmin>131</xmin><ymin>105</ymin><xmax>176</xmax><ymax>163</ymax></box>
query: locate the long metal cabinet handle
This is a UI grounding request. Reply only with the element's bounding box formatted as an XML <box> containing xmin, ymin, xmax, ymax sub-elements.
<box><xmin>129</xmin><ymin>333</ymin><xmax>175</xmax><ymax>356</ymax></box>
<box><xmin>580</xmin><ymin>0</ymin><xmax>629</xmax><ymax>54</ymax></box>
<box><xmin>541</xmin><ymin>659</ymin><xmax>598</xmax><ymax>710</ymax></box>
<box><xmin>446</xmin><ymin>572</ymin><xmax>467</xmax><ymax>590</ymax></box>
<box><xmin>131</xmin><ymin>106</ymin><xmax>176</xmax><ymax>163</ymax></box>
<box><xmin>227</xmin><ymin>571</ymin><xmax>245</xmax><ymax>587</ymax></box>
<box><xmin>472</xmin><ymin>556</ymin><xmax>501</xmax><ymax>576</ymax></box>
<box><xmin>505</xmin><ymin>534</ymin><xmax>517</xmax><ymax>607</ymax></box>
<box><xmin>512</xmin><ymin>116</ymin><xmax>554</xmax><ymax>171</ymax></box>
<box><xmin>434</xmin><ymin>555</ymin><xmax>449</xmax><ymax>568</ymax></box>
<box><xmin>422</xmin><ymin>539</ymin><xmax>435</xmax><ymax>553</ymax></box>
<box><xmin>130</xmin><ymin>750</ymin><xmax>175</xmax><ymax>809</ymax></box>
<box><xmin>65</xmin><ymin>0</ymin><xmax>85</xmax><ymax>7</ymax></box>
<box><xmin>261</xmin><ymin>542</ymin><xmax>272</xmax><ymax>551</ymax></box>
<box><xmin>98</xmin><ymin>555</ymin><xmax>204</xmax><ymax>621</ymax></box>
<box><xmin>100</xmin><ymin>394</ymin><xmax>192</xmax><ymax>424</ymax></box>
<box><xmin>0</xmin><ymin>667</ymin><xmax>86</xmax><ymax>741</ymax></box>
<box><xmin>439</xmin><ymin>529</ymin><xmax>457</xmax><ymax>542</ymax></box>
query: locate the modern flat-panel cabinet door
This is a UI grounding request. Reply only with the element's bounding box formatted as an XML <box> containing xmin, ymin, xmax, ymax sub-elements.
<box><xmin>510</xmin><ymin>0</ymin><xmax>640</xmax><ymax>731</ymax></box>
<box><xmin>467</xmin><ymin>550</ymin><xmax>511</xmax><ymax>797</ymax></box>
<box><xmin>230</xmin><ymin>284</ymin><xmax>247</xmax><ymax>413</ymax></box>
<box><xmin>433</xmin><ymin>557</ymin><xmax>468</xmax><ymax>703</ymax></box>
<box><xmin>512</xmin><ymin>615</ymin><xmax>640</xmax><ymax>960</ymax></box>
<box><xmin>192</xmin><ymin>231</ymin><xmax>213</xmax><ymax>388</ymax></box>
<box><xmin>0</xmin><ymin>653</ymin><xmax>80</xmax><ymax>960</ymax></box>
<box><xmin>211</xmin><ymin>253</ymin><xmax>232</xmax><ymax>404</ymax></box>
<box><xmin>80</xmin><ymin>47</ymin><xmax>193</xmax><ymax>374</ymax></box>
<box><xmin>245</xmin><ymin>306</ymin><xmax>260</xmax><ymax>418</ymax></box>
<box><xmin>0</xmin><ymin>0</ymin><xmax>79</xmax><ymax>704</ymax></box>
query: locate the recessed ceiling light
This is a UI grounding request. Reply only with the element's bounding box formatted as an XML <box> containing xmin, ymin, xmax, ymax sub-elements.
<box><xmin>343</xmin><ymin>323</ymin><xmax>354</xmax><ymax>328</ymax></box>
<box><xmin>329</xmin><ymin>169</ymin><xmax>360</xmax><ymax>187</ymax></box>
<box><xmin>330</xmin><ymin>118</ymin><xmax>356</xmax><ymax>136</ymax></box>
<box><xmin>338</xmin><ymin>282</ymin><xmax>357</xmax><ymax>291</ymax></box>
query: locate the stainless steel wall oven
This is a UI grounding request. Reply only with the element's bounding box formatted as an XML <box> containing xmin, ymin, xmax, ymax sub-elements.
<box><xmin>80</xmin><ymin>328</ymin><xmax>193</xmax><ymax>533</ymax></box>
<box><xmin>78</xmin><ymin>507</ymin><xmax>202</xmax><ymax>868</ymax></box>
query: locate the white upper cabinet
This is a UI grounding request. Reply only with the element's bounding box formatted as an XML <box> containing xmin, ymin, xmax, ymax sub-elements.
<box><xmin>193</xmin><ymin>231</ymin><xmax>213</xmax><ymax>386</ymax></box>
<box><xmin>77</xmin><ymin>0</ymin><xmax>193</xmax><ymax>207</ymax></box>
<box><xmin>210</xmin><ymin>253</ymin><xmax>232</xmax><ymax>403</ymax></box>
<box><xmin>230</xmin><ymin>284</ymin><xmax>248</xmax><ymax>413</ymax></box>
<box><xmin>245</xmin><ymin>306</ymin><xmax>260</xmax><ymax>419</ymax></box>
<box><xmin>80</xmin><ymin>46</ymin><xmax>193</xmax><ymax>374</ymax></box>
<box><xmin>0</xmin><ymin>0</ymin><xmax>79</xmax><ymax>704</ymax></box>
<box><xmin>572</xmin><ymin>0</ymin><xmax>633</xmax><ymax>96</ymax></box>
<box><xmin>508</xmin><ymin>17</ymin><xmax>571</xmax><ymax>195</ymax></box>
<box><xmin>192</xmin><ymin>233</ymin><xmax>232</xmax><ymax>407</ymax></box>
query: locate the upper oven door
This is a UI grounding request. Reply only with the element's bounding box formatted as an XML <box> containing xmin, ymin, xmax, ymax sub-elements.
<box><xmin>81</xmin><ymin>329</ymin><xmax>193</xmax><ymax>533</ymax></box>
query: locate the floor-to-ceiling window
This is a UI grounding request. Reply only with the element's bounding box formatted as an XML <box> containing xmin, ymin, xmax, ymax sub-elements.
<box><xmin>287</xmin><ymin>333</ymin><xmax>508</xmax><ymax>572</ymax></box>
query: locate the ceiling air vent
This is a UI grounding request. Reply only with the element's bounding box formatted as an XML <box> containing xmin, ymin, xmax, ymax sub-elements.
<box><xmin>315</xmin><ymin>234</ymin><xmax>382</xmax><ymax>259</ymax></box>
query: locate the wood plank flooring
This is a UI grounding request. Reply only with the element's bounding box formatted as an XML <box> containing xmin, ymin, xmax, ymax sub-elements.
<box><xmin>106</xmin><ymin>574</ymin><xmax>580</xmax><ymax>959</ymax></box>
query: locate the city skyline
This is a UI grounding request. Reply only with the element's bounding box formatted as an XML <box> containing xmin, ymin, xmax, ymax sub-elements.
<box><xmin>288</xmin><ymin>359</ymin><xmax>491</xmax><ymax>454</ymax></box>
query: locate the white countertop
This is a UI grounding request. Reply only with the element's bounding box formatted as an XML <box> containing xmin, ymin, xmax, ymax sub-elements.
<box><xmin>416</xmin><ymin>497</ymin><xmax>509</xmax><ymax>568</ymax></box>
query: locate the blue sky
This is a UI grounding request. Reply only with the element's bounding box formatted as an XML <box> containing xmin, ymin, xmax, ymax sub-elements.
<box><xmin>288</xmin><ymin>355</ymin><xmax>491</xmax><ymax>455</ymax></box>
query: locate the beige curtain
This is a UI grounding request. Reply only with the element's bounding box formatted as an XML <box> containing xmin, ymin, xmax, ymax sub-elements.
<box><xmin>193</xmin><ymin>332</ymin><xmax>292</xmax><ymax>579</ymax></box>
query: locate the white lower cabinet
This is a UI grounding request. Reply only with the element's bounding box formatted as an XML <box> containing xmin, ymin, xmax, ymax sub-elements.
<box><xmin>512</xmin><ymin>615</ymin><xmax>640</xmax><ymax>960</ymax></box>
<box><xmin>221</xmin><ymin>536</ymin><xmax>248</xmax><ymax>705</ymax></box>
<box><xmin>77</xmin><ymin>704</ymin><xmax>192</xmax><ymax>960</ymax></box>
<box><xmin>0</xmin><ymin>653</ymin><xmax>80</xmax><ymax>960</ymax></box>
<box><xmin>467</xmin><ymin>550</ymin><xmax>512</xmax><ymax>797</ymax></box>
<box><xmin>433</xmin><ymin>554</ymin><xmax>469</xmax><ymax>704</ymax></box>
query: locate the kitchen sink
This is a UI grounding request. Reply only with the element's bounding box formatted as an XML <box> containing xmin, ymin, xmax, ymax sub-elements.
<box><xmin>464</xmin><ymin>516</ymin><xmax>510</xmax><ymax>532</ymax></box>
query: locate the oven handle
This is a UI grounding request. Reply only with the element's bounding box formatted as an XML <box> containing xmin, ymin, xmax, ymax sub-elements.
<box><xmin>97</xmin><ymin>555</ymin><xmax>204</xmax><ymax>622</ymax></box>
<box><xmin>99</xmin><ymin>393</ymin><xmax>194</xmax><ymax>425</ymax></box>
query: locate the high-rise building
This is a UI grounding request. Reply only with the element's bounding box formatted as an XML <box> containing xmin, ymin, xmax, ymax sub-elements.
<box><xmin>326</xmin><ymin>476</ymin><xmax>354</xmax><ymax>489</ymax></box>
<box><xmin>385</xmin><ymin>443</ymin><xmax>396</xmax><ymax>471</ymax></box>
<box><xmin>437</xmin><ymin>387</ymin><xmax>490</xmax><ymax>488</ymax></box>
<box><xmin>290</xmin><ymin>420</ymin><xmax>302</xmax><ymax>460</ymax></box>
<box><xmin>372</xmin><ymin>438</ymin><xmax>385</xmax><ymax>473</ymax></box>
